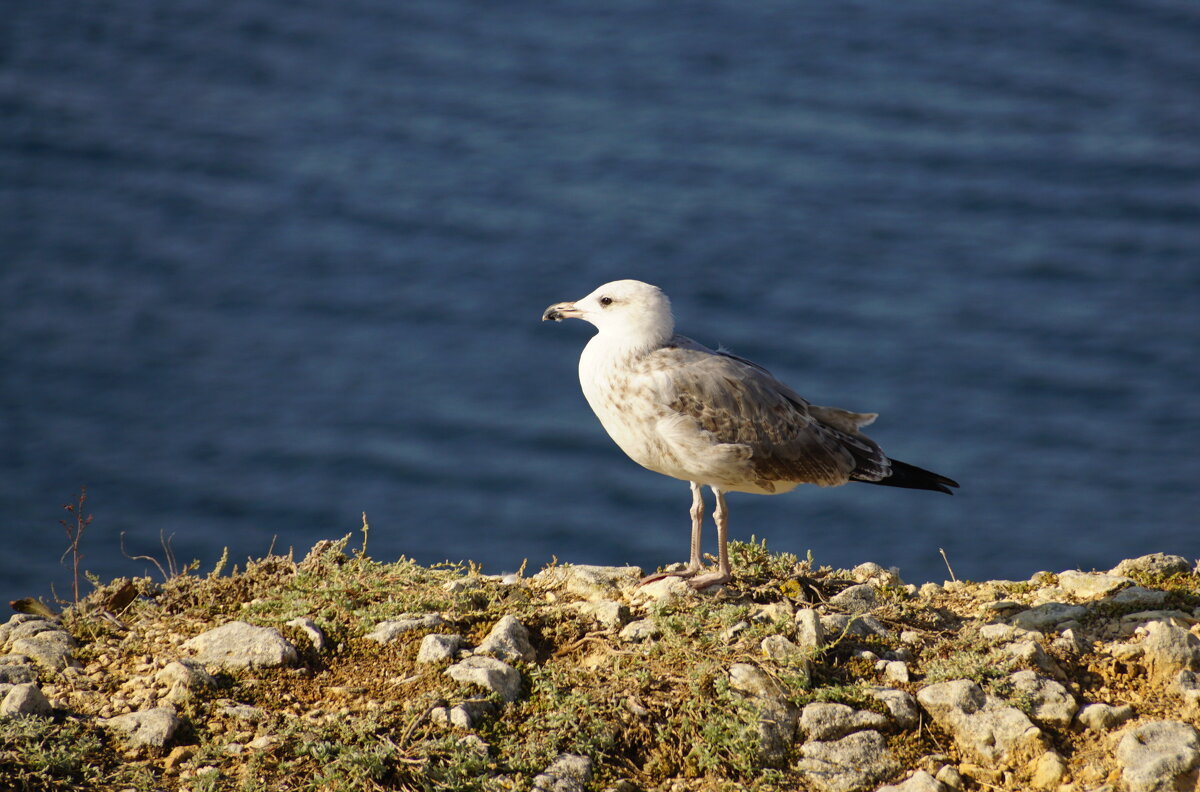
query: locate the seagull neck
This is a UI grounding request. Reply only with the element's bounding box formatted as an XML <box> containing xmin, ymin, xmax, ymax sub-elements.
<box><xmin>590</xmin><ymin>329</ymin><xmax>670</xmax><ymax>360</ymax></box>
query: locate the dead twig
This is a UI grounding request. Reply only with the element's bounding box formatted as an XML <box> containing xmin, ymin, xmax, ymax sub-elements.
<box><xmin>120</xmin><ymin>529</ymin><xmax>181</xmax><ymax>581</ymax></box>
<box><xmin>939</xmin><ymin>547</ymin><xmax>958</xmax><ymax>583</ymax></box>
<box><xmin>397</xmin><ymin>705</ymin><xmax>433</xmax><ymax>748</ymax></box>
<box><xmin>59</xmin><ymin>487</ymin><xmax>93</xmax><ymax>604</ymax></box>
<box><xmin>357</xmin><ymin>511</ymin><xmax>370</xmax><ymax>559</ymax></box>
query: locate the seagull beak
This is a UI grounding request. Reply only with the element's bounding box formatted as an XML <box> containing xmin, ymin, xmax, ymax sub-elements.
<box><xmin>542</xmin><ymin>301</ymin><xmax>583</xmax><ymax>322</ymax></box>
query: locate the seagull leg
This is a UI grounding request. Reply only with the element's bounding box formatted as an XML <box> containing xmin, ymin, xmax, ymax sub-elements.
<box><xmin>684</xmin><ymin>480</ymin><xmax>704</xmax><ymax>575</ymax></box>
<box><xmin>689</xmin><ymin>487</ymin><xmax>732</xmax><ymax>590</ymax></box>
<box><xmin>639</xmin><ymin>481</ymin><xmax>705</xmax><ymax>584</ymax></box>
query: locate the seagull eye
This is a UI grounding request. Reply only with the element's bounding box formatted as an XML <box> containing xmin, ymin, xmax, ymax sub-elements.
<box><xmin>599</xmin><ymin>296</ymin><xmax>613</xmax><ymax>306</ymax></box>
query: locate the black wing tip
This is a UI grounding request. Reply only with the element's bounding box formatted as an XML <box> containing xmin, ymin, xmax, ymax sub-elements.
<box><xmin>857</xmin><ymin>460</ymin><xmax>960</xmax><ymax>494</ymax></box>
<box><xmin>930</xmin><ymin>472</ymin><xmax>960</xmax><ymax>495</ymax></box>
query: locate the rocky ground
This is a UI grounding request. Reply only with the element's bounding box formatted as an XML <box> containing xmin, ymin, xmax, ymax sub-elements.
<box><xmin>1</xmin><ymin>535</ymin><xmax>1199</xmax><ymax>792</ymax></box>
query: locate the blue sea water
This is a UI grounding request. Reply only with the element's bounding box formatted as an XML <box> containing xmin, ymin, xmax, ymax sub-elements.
<box><xmin>2</xmin><ymin>0</ymin><xmax>1198</xmax><ymax>605</ymax></box>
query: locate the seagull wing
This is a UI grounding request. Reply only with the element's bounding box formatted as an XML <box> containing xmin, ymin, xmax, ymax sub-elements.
<box><xmin>638</xmin><ymin>338</ymin><xmax>891</xmax><ymax>489</ymax></box>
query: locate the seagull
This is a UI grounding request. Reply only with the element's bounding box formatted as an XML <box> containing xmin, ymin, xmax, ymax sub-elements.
<box><xmin>543</xmin><ymin>279</ymin><xmax>958</xmax><ymax>590</ymax></box>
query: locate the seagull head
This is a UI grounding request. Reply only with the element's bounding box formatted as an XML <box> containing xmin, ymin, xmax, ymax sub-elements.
<box><xmin>542</xmin><ymin>280</ymin><xmax>675</xmax><ymax>346</ymax></box>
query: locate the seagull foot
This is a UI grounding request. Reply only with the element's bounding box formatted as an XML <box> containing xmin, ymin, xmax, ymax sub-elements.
<box><xmin>638</xmin><ymin>566</ymin><xmax>699</xmax><ymax>586</ymax></box>
<box><xmin>687</xmin><ymin>570</ymin><xmax>731</xmax><ymax>590</ymax></box>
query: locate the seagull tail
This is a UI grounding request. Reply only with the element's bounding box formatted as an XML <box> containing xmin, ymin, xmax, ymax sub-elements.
<box><xmin>856</xmin><ymin>459</ymin><xmax>959</xmax><ymax>495</ymax></box>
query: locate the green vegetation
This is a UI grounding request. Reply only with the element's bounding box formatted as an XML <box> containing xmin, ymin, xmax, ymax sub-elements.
<box><xmin>3</xmin><ymin>536</ymin><xmax>917</xmax><ymax>791</ymax></box>
<box><xmin>0</xmin><ymin>715</ymin><xmax>118</xmax><ymax>791</ymax></box>
<box><xmin>6</xmin><ymin>524</ymin><xmax>1199</xmax><ymax>792</ymax></box>
<box><xmin>922</xmin><ymin>647</ymin><xmax>1015</xmax><ymax>687</ymax></box>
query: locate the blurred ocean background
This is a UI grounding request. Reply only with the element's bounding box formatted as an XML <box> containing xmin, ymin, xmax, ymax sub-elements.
<box><xmin>2</xmin><ymin>0</ymin><xmax>1198</xmax><ymax>605</ymax></box>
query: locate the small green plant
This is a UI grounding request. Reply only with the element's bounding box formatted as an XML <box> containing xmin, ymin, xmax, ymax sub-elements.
<box><xmin>192</xmin><ymin>767</ymin><xmax>222</xmax><ymax>792</ymax></box>
<box><xmin>270</xmin><ymin>714</ymin><xmax>411</xmax><ymax>792</ymax></box>
<box><xmin>923</xmin><ymin>647</ymin><xmax>1014</xmax><ymax>686</ymax></box>
<box><xmin>650</xmin><ymin>664</ymin><xmax>765</xmax><ymax>779</ymax></box>
<box><xmin>421</xmin><ymin>734</ymin><xmax>493</xmax><ymax>791</ymax></box>
<box><xmin>728</xmin><ymin>537</ymin><xmax>808</xmax><ymax>584</ymax></box>
<box><xmin>209</xmin><ymin>546</ymin><xmax>230</xmax><ymax>578</ymax></box>
<box><xmin>512</xmin><ymin>663</ymin><xmax>623</xmax><ymax>765</ymax></box>
<box><xmin>0</xmin><ymin>715</ymin><xmax>106</xmax><ymax>790</ymax></box>
<box><xmin>803</xmin><ymin>682</ymin><xmax>866</xmax><ymax>707</ymax></box>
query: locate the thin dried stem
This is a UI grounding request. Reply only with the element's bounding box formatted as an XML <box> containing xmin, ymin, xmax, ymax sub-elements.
<box><xmin>939</xmin><ymin>547</ymin><xmax>958</xmax><ymax>583</ymax></box>
<box><xmin>358</xmin><ymin>511</ymin><xmax>370</xmax><ymax>558</ymax></box>
<box><xmin>59</xmin><ymin>487</ymin><xmax>93</xmax><ymax>604</ymax></box>
<box><xmin>121</xmin><ymin>531</ymin><xmax>169</xmax><ymax>581</ymax></box>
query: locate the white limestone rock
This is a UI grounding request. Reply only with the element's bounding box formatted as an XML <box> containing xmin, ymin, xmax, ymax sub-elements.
<box><xmin>1009</xmin><ymin>602</ymin><xmax>1088</xmax><ymax>632</ymax></box>
<box><xmin>628</xmin><ymin>576</ymin><xmax>695</xmax><ymax>604</ymax></box>
<box><xmin>728</xmin><ymin>663</ymin><xmax>799</xmax><ymax>767</ymax></box>
<box><xmin>9</xmin><ymin>629</ymin><xmax>78</xmax><ymax>671</ymax></box>
<box><xmin>476</xmin><ymin>615</ymin><xmax>536</xmax><ymax>664</ymax></box>
<box><xmin>183</xmin><ymin>621</ymin><xmax>298</xmax><ymax>670</ymax></box>
<box><xmin>876</xmin><ymin>770</ymin><xmax>949</xmax><ymax>792</ymax></box>
<box><xmin>1108</xmin><ymin>586</ymin><xmax>1171</xmax><ymax>610</ymax></box>
<box><xmin>796</xmin><ymin>730</ymin><xmax>899</xmax><ymax>792</ymax></box>
<box><xmin>0</xmin><ymin>663</ymin><xmax>37</xmax><ymax>685</ymax></box>
<box><xmin>102</xmin><ymin>706</ymin><xmax>183</xmax><ymax>749</ymax></box>
<box><xmin>445</xmin><ymin>655</ymin><xmax>522</xmax><ymax>702</ymax></box>
<box><xmin>1140</xmin><ymin>621</ymin><xmax>1200</xmax><ymax>683</ymax></box>
<box><xmin>1004</xmin><ymin>670</ymin><xmax>1077</xmax><ymax>729</ymax></box>
<box><xmin>1110</xmin><ymin>554</ymin><xmax>1190</xmax><ymax>578</ymax></box>
<box><xmin>1056</xmin><ymin>569</ymin><xmax>1133</xmax><ymax>599</ymax></box>
<box><xmin>569</xmin><ymin>600</ymin><xmax>629</xmax><ymax>630</ymax></box>
<box><xmin>830</xmin><ymin>584</ymin><xmax>880</xmax><ymax>614</ymax></box>
<box><xmin>155</xmin><ymin>660</ymin><xmax>216</xmax><ymax>691</ymax></box>
<box><xmin>618</xmin><ymin>619</ymin><xmax>661</xmax><ymax>643</ymax></box>
<box><xmin>532</xmin><ymin>753</ymin><xmax>593</xmax><ymax>792</ymax></box>
<box><xmin>799</xmin><ymin>702</ymin><xmax>889</xmax><ymax>741</ymax></box>
<box><xmin>1074</xmin><ymin>701</ymin><xmax>1136</xmax><ymax>731</ymax></box>
<box><xmin>286</xmin><ymin>617</ymin><xmax>328</xmax><ymax>652</ymax></box>
<box><xmin>0</xmin><ymin>683</ymin><xmax>52</xmax><ymax>718</ymax></box>
<box><xmin>761</xmin><ymin>634</ymin><xmax>810</xmax><ymax>669</ymax></box>
<box><xmin>795</xmin><ymin>608</ymin><xmax>825</xmax><ymax>650</ymax></box>
<box><xmin>1115</xmin><ymin>720</ymin><xmax>1200</xmax><ymax>792</ymax></box>
<box><xmin>416</xmin><ymin>634</ymin><xmax>467</xmax><ymax>664</ymax></box>
<box><xmin>917</xmin><ymin>680</ymin><xmax>1045</xmax><ymax>768</ymax></box>
<box><xmin>865</xmin><ymin>686</ymin><xmax>921</xmax><ymax>730</ymax></box>
<box><xmin>366</xmin><ymin>614</ymin><xmax>447</xmax><ymax>644</ymax></box>
<box><xmin>534</xmin><ymin>565</ymin><xmax>643</xmax><ymax>601</ymax></box>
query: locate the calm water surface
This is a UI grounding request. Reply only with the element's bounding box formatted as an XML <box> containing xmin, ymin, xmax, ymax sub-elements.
<box><xmin>2</xmin><ymin>0</ymin><xmax>1199</xmax><ymax>603</ymax></box>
